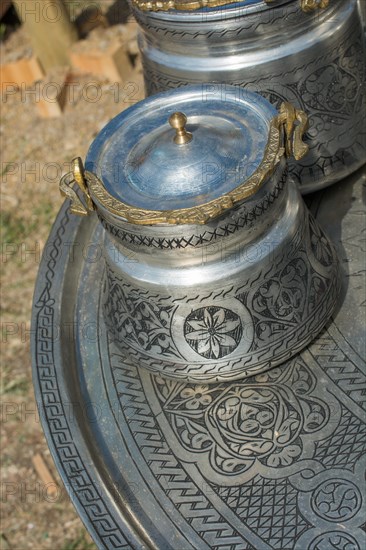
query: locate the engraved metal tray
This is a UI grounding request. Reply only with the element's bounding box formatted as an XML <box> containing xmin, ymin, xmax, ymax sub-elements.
<box><xmin>32</xmin><ymin>168</ymin><xmax>366</xmax><ymax>550</ymax></box>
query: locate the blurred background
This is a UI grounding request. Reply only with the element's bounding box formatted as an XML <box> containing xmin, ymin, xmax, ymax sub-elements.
<box><xmin>1</xmin><ymin>1</ymin><xmax>144</xmax><ymax>548</ymax></box>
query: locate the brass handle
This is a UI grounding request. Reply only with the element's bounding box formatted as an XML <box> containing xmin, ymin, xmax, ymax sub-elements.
<box><xmin>59</xmin><ymin>157</ymin><xmax>94</xmax><ymax>216</ymax></box>
<box><xmin>169</xmin><ymin>112</ymin><xmax>193</xmax><ymax>145</ymax></box>
<box><xmin>301</xmin><ymin>0</ymin><xmax>329</xmax><ymax>12</ymax></box>
<box><xmin>278</xmin><ymin>102</ymin><xmax>309</xmax><ymax>161</ymax></box>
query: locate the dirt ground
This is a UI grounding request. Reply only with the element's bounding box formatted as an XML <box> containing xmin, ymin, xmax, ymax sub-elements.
<box><xmin>1</xmin><ymin>3</ymin><xmax>144</xmax><ymax>548</ymax></box>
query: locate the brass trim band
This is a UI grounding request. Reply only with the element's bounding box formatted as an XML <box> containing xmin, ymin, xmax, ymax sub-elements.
<box><xmin>86</xmin><ymin>119</ymin><xmax>282</xmax><ymax>225</ymax></box>
<box><xmin>131</xmin><ymin>1</ymin><xmax>255</xmax><ymax>11</ymax></box>
<box><xmin>130</xmin><ymin>0</ymin><xmax>330</xmax><ymax>13</ymax></box>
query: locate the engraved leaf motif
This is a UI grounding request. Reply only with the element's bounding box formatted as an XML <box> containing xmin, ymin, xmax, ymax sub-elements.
<box><xmin>197</xmin><ymin>339</ymin><xmax>211</xmax><ymax>355</ymax></box>
<box><xmin>188</xmin><ymin>330</ymin><xmax>208</xmax><ymax>340</ymax></box>
<box><xmin>213</xmin><ymin>308</ymin><xmax>225</xmax><ymax>327</ymax></box>
<box><xmin>236</xmin><ymin>440</ymin><xmax>274</xmax><ymax>456</ymax></box>
<box><xmin>309</xmin><ymin>215</ymin><xmax>334</xmax><ymax>267</ymax></box>
<box><xmin>104</xmin><ymin>271</ymin><xmax>182</xmax><ymax>358</ymax></box>
<box><xmin>216</xmin><ymin>397</ymin><xmax>239</xmax><ymax>421</ymax></box>
<box><xmin>179</xmin><ymin>417</ymin><xmax>212</xmax><ymax>450</ymax></box>
<box><xmin>301</xmin><ymin>398</ymin><xmax>329</xmax><ymax>431</ymax></box>
<box><xmin>275</xmin><ymin>417</ymin><xmax>301</xmax><ymax>445</ymax></box>
<box><xmin>266</xmin><ymin>445</ymin><xmax>301</xmax><ymax>467</ymax></box>
<box><xmin>252</xmin><ymin>258</ymin><xmax>308</xmax><ymax>339</ymax></box>
<box><xmin>187</xmin><ymin>320</ymin><xmax>207</xmax><ymax>331</ymax></box>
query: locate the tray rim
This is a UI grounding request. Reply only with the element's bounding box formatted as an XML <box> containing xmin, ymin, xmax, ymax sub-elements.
<box><xmin>31</xmin><ymin>203</ymin><xmax>148</xmax><ymax>550</ymax></box>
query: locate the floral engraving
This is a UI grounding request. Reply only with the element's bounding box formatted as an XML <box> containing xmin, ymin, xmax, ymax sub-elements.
<box><xmin>246</xmin><ymin>211</ymin><xmax>334</xmax><ymax>345</ymax></box>
<box><xmin>184</xmin><ymin>306</ymin><xmax>242</xmax><ymax>359</ymax></box>
<box><xmin>180</xmin><ymin>385</ymin><xmax>214</xmax><ymax>410</ymax></box>
<box><xmin>208</xmin><ymin>386</ymin><xmax>303</xmax><ymax>469</ymax></box>
<box><xmin>153</xmin><ymin>358</ymin><xmax>331</xmax><ymax>477</ymax></box>
<box><xmin>252</xmin><ymin>258</ymin><xmax>308</xmax><ymax>324</ymax></box>
<box><xmin>299</xmin><ymin>64</ymin><xmax>359</xmax><ymax>116</ymax></box>
<box><xmin>249</xmin><ymin>258</ymin><xmax>312</xmax><ymax>344</ymax></box>
<box><xmin>104</xmin><ymin>269</ymin><xmax>181</xmax><ymax>359</ymax></box>
<box><xmin>103</xmin><ymin>209</ymin><xmax>338</xmax><ymax>380</ymax></box>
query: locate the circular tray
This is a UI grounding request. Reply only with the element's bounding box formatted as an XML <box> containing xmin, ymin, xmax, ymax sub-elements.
<box><xmin>32</xmin><ymin>168</ymin><xmax>366</xmax><ymax>550</ymax></box>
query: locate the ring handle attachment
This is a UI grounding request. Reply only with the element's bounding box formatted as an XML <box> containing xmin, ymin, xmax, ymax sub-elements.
<box><xmin>278</xmin><ymin>102</ymin><xmax>309</xmax><ymax>161</ymax></box>
<box><xmin>59</xmin><ymin>157</ymin><xmax>94</xmax><ymax>217</ymax></box>
<box><xmin>301</xmin><ymin>0</ymin><xmax>329</xmax><ymax>12</ymax></box>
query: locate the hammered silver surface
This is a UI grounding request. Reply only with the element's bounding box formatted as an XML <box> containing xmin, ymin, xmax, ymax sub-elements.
<box><xmin>32</xmin><ymin>168</ymin><xmax>366</xmax><ymax>549</ymax></box>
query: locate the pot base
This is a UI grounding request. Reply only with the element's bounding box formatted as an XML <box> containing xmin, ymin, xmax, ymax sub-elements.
<box><xmin>103</xmin><ymin>205</ymin><xmax>341</xmax><ymax>382</ymax></box>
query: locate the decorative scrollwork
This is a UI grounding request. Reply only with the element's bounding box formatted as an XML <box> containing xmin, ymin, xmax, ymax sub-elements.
<box><xmin>309</xmin><ymin>214</ymin><xmax>334</xmax><ymax>267</ymax></box>
<box><xmin>311</xmin><ymin>480</ymin><xmax>362</xmax><ymax>522</ymax></box>
<box><xmin>103</xmin><ymin>209</ymin><xmax>339</xmax><ymax>380</ymax></box>
<box><xmin>252</xmin><ymin>258</ymin><xmax>309</xmax><ymax>327</ymax></box>
<box><xmin>152</xmin><ymin>358</ymin><xmax>331</xmax><ymax>476</ymax></box>
<box><xmin>103</xmin><ymin>268</ymin><xmax>181</xmax><ymax>359</ymax></box>
<box><xmin>308</xmin><ymin>532</ymin><xmax>360</xmax><ymax>550</ymax></box>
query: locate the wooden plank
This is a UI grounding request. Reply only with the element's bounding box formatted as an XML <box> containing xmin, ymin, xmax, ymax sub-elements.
<box><xmin>32</xmin><ymin>453</ymin><xmax>58</xmax><ymax>496</ymax></box>
<box><xmin>13</xmin><ymin>0</ymin><xmax>77</xmax><ymax>71</ymax></box>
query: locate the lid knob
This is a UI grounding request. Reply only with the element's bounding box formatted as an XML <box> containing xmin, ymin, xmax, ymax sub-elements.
<box><xmin>169</xmin><ymin>112</ymin><xmax>193</xmax><ymax>145</ymax></box>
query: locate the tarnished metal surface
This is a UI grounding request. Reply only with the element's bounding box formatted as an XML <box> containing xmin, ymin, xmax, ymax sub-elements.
<box><xmin>132</xmin><ymin>0</ymin><xmax>366</xmax><ymax>193</ymax></box>
<box><xmin>32</xmin><ymin>167</ymin><xmax>366</xmax><ymax>549</ymax></box>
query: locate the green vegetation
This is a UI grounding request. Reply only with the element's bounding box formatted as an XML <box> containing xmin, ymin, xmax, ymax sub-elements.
<box><xmin>1</xmin><ymin>374</ymin><xmax>30</xmax><ymax>396</ymax></box>
<box><xmin>0</xmin><ymin>211</ymin><xmax>28</xmax><ymax>243</ymax></box>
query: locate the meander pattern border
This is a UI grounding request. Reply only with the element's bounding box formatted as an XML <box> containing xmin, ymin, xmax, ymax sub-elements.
<box><xmin>32</xmin><ymin>207</ymin><xmax>132</xmax><ymax>550</ymax></box>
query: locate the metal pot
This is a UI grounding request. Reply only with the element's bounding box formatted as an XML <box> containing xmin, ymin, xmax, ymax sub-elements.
<box><xmin>130</xmin><ymin>0</ymin><xmax>366</xmax><ymax>194</ymax></box>
<box><xmin>59</xmin><ymin>85</ymin><xmax>341</xmax><ymax>382</ymax></box>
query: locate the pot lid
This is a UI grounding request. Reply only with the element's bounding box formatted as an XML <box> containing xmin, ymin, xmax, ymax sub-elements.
<box><xmin>64</xmin><ymin>88</ymin><xmax>309</xmax><ymax>225</ymax></box>
<box><xmin>86</xmin><ymin>86</ymin><xmax>278</xmax><ymax>213</ymax></box>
